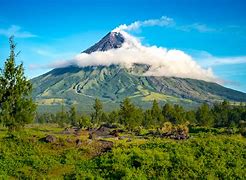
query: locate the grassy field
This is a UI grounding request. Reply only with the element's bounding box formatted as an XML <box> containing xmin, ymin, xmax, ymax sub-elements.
<box><xmin>0</xmin><ymin>124</ymin><xmax>245</xmax><ymax>179</ymax></box>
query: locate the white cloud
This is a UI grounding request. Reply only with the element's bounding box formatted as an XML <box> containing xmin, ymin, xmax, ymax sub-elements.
<box><xmin>113</xmin><ymin>16</ymin><xmax>174</xmax><ymax>32</ymax></box>
<box><xmin>0</xmin><ymin>25</ymin><xmax>37</xmax><ymax>38</ymax></box>
<box><xmin>33</xmin><ymin>48</ymin><xmax>76</xmax><ymax>58</ymax></box>
<box><xmin>35</xmin><ymin>49</ymin><xmax>56</xmax><ymax>57</ymax></box>
<box><xmin>193</xmin><ymin>51</ymin><xmax>246</xmax><ymax>67</ymax></box>
<box><xmin>178</xmin><ymin>23</ymin><xmax>216</xmax><ymax>32</ymax></box>
<box><xmin>113</xmin><ymin>16</ymin><xmax>216</xmax><ymax>34</ymax></box>
<box><xmin>50</xmin><ymin>31</ymin><xmax>219</xmax><ymax>83</ymax></box>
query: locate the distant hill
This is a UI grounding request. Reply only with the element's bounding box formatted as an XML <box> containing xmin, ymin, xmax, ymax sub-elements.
<box><xmin>31</xmin><ymin>32</ymin><xmax>246</xmax><ymax>112</ymax></box>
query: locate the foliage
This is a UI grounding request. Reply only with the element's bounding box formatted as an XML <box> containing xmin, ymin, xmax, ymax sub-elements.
<box><xmin>0</xmin><ymin>37</ymin><xmax>36</xmax><ymax>131</ymax></box>
<box><xmin>35</xmin><ymin>99</ymin><xmax>246</xmax><ymax>134</ymax></box>
<box><xmin>119</xmin><ymin>98</ymin><xmax>143</xmax><ymax>130</ymax></box>
<box><xmin>160</xmin><ymin>122</ymin><xmax>189</xmax><ymax>137</ymax></box>
<box><xmin>91</xmin><ymin>98</ymin><xmax>103</xmax><ymax>124</ymax></box>
<box><xmin>196</xmin><ymin>103</ymin><xmax>214</xmax><ymax>127</ymax></box>
<box><xmin>151</xmin><ymin>100</ymin><xmax>164</xmax><ymax>127</ymax></box>
<box><xmin>77</xmin><ymin>114</ymin><xmax>91</xmax><ymax>128</ymax></box>
<box><xmin>0</xmin><ymin>126</ymin><xmax>245</xmax><ymax>179</ymax></box>
<box><xmin>160</xmin><ymin>122</ymin><xmax>173</xmax><ymax>134</ymax></box>
<box><xmin>69</xmin><ymin>105</ymin><xmax>78</xmax><ymax>126</ymax></box>
<box><xmin>239</xmin><ymin>120</ymin><xmax>246</xmax><ymax>137</ymax></box>
<box><xmin>72</xmin><ymin>135</ymin><xmax>246</xmax><ymax>179</ymax></box>
<box><xmin>55</xmin><ymin>104</ymin><xmax>68</xmax><ymax>127</ymax></box>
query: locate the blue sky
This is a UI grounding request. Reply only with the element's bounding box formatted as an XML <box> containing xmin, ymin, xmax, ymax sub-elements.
<box><xmin>0</xmin><ymin>0</ymin><xmax>246</xmax><ymax>92</ymax></box>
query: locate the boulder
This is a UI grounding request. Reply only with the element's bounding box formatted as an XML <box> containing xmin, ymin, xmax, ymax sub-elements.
<box><xmin>76</xmin><ymin>139</ymin><xmax>82</xmax><ymax>146</ymax></box>
<box><xmin>109</xmin><ymin>129</ymin><xmax>119</xmax><ymax>137</ymax></box>
<box><xmin>126</xmin><ymin>138</ymin><xmax>132</xmax><ymax>142</ymax></box>
<box><xmin>98</xmin><ymin>140</ymin><xmax>113</xmax><ymax>152</ymax></box>
<box><xmin>118</xmin><ymin>136</ymin><xmax>127</xmax><ymax>140</ymax></box>
<box><xmin>61</xmin><ymin>127</ymin><xmax>80</xmax><ymax>135</ymax></box>
<box><xmin>89</xmin><ymin>132</ymin><xmax>96</xmax><ymax>140</ymax></box>
<box><xmin>95</xmin><ymin>126</ymin><xmax>111</xmax><ymax>136</ymax></box>
<box><xmin>66</xmin><ymin>138</ymin><xmax>73</xmax><ymax>143</ymax></box>
<box><xmin>40</xmin><ymin>135</ymin><xmax>56</xmax><ymax>143</ymax></box>
<box><xmin>101</xmin><ymin>123</ymin><xmax>118</xmax><ymax>129</ymax></box>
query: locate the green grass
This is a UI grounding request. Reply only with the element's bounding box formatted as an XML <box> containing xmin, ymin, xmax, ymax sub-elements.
<box><xmin>0</xmin><ymin>124</ymin><xmax>245</xmax><ymax>179</ymax></box>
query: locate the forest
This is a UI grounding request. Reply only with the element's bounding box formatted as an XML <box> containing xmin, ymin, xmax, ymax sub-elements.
<box><xmin>36</xmin><ymin>98</ymin><xmax>246</xmax><ymax>134</ymax></box>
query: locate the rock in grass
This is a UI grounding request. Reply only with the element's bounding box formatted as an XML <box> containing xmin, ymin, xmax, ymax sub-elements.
<box><xmin>126</xmin><ymin>138</ymin><xmax>132</xmax><ymax>142</ymax></box>
<box><xmin>97</xmin><ymin>140</ymin><xmax>113</xmax><ymax>152</ymax></box>
<box><xmin>66</xmin><ymin>138</ymin><xmax>73</xmax><ymax>143</ymax></box>
<box><xmin>89</xmin><ymin>132</ymin><xmax>96</xmax><ymax>140</ymax></box>
<box><xmin>109</xmin><ymin>129</ymin><xmax>119</xmax><ymax>137</ymax></box>
<box><xmin>40</xmin><ymin>135</ymin><xmax>56</xmax><ymax>143</ymax></box>
<box><xmin>76</xmin><ymin>139</ymin><xmax>82</xmax><ymax>146</ymax></box>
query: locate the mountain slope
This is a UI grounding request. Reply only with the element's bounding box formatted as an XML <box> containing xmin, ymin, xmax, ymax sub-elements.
<box><xmin>32</xmin><ymin>64</ymin><xmax>246</xmax><ymax>112</ymax></box>
<box><xmin>31</xmin><ymin>32</ymin><xmax>246</xmax><ymax>112</ymax></box>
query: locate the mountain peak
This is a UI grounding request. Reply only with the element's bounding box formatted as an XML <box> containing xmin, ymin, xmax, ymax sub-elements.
<box><xmin>83</xmin><ymin>32</ymin><xmax>125</xmax><ymax>54</ymax></box>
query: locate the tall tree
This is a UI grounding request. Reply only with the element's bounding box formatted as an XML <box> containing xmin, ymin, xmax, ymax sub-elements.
<box><xmin>212</xmin><ymin>100</ymin><xmax>230</xmax><ymax>127</ymax></box>
<box><xmin>162</xmin><ymin>103</ymin><xmax>175</xmax><ymax>122</ymax></box>
<box><xmin>108</xmin><ymin>110</ymin><xmax>119</xmax><ymax>124</ymax></box>
<box><xmin>56</xmin><ymin>103</ymin><xmax>67</xmax><ymax>127</ymax></box>
<box><xmin>151</xmin><ymin>100</ymin><xmax>164</xmax><ymax>126</ymax></box>
<box><xmin>143</xmin><ymin>109</ymin><xmax>153</xmax><ymax>128</ymax></box>
<box><xmin>69</xmin><ymin>105</ymin><xmax>78</xmax><ymax>126</ymax></box>
<box><xmin>119</xmin><ymin>98</ymin><xmax>143</xmax><ymax>130</ymax></box>
<box><xmin>0</xmin><ymin>37</ymin><xmax>36</xmax><ymax>131</ymax></box>
<box><xmin>78</xmin><ymin>114</ymin><xmax>91</xmax><ymax>128</ymax></box>
<box><xmin>196</xmin><ymin>103</ymin><xmax>214</xmax><ymax>127</ymax></box>
<box><xmin>119</xmin><ymin>98</ymin><xmax>135</xmax><ymax>125</ymax></box>
<box><xmin>185</xmin><ymin>110</ymin><xmax>197</xmax><ymax>124</ymax></box>
<box><xmin>91</xmin><ymin>98</ymin><xmax>103</xmax><ymax>124</ymax></box>
<box><xmin>173</xmin><ymin>104</ymin><xmax>186</xmax><ymax>124</ymax></box>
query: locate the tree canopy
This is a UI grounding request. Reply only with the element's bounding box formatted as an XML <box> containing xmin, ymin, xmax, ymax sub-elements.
<box><xmin>0</xmin><ymin>37</ymin><xmax>36</xmax><ymax>131</ymax></box>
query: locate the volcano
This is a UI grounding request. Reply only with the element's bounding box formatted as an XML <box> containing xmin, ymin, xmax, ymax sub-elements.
<box><xmin>31</xmin><ymin>32</ymin><xmax>246</xmax><ymax>112</ymax></box>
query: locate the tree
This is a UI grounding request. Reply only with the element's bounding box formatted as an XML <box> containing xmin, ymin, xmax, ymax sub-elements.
<box><xmin>196</xmin><ymin>103</ymin><xmax>214</xmax><ymax>127</ymax></box>
<box><xmin>143</xmin><ymin>109</ymin><xmax>153</xmax><ymax>128</ymax></box>
<box><xmin>101</xmin><ymin>112</ymin><xmax>109</xmax><ymax>123</ymax></box>
<box><xmin>119</xmin><ymin>98</ymin><xmax>143</xmax><ymax>130</ymax></box>
<box><xmin>119</xmin><ymin>98</ymin><xmax>134</xmax><ymax>125</ymax></box>
<box><xmin>129</xmin><ymin>107</ymin><xmax>143</xmax><ymax>131</ymax></box>
<box><xmin>69</xmin><ymin>105</ymin><xmax>78</xmax><ymax>126</ymax></box>
<box><xmin>108</xmin><ymin>110</ymin><xmax>119</xmax><ymax>124</ymax></box>
<box><xmin>151</xmin><ymin>100</ymin><xmax>164</xmax><ymax>126</ymax></box>
<box><xmin>56</xmin><ymin>103</ymin><xmax>67</xmax><ymax>127</ymax></box>
<box><xmin>91</xmin><ymin>98</ymin><xmax>103</xmax><ymax>124</ymax></box>
<box><xmin>78</xmin><ymin>114</ymin><xmax>91</xmax><ymax>128</ymax></box>
<box><xmin>0</xmin><ymin>37</ymin><xmax>36</xmax><ymax>131</ymax></box>
<box><xmin>212</xmin><ymin>100</ymin><xmax>230</xmax><ymax>127</ymax></box>
<box><xmin>185</xmin><ymin>110</ymin><xmax>196</xmax><ymax>124</ymax></box>
<box><xmin>173</xmin><ymin>104</ymin><xmax>186</xmax><ymax>124</ymax></box>
<box><xmin>162</xmin><ymin>103</ymin><xmax>175</xmax><ymax>123</ymax></box>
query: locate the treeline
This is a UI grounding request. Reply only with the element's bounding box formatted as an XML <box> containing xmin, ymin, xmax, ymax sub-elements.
<box><xmin>35</xmin><ymin>98</ymin><xmax>246</xmax><ymax>130</ymax></box>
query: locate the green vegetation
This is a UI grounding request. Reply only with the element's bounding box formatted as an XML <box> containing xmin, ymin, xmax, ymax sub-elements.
<box><xmin>0</xmin><ymin>38</ymin><xmax>246</xmax><ymax>179</ymax></box>
<box><xmin>0</xmin><ymin>126</ymin><xmax>245</xmax><ymax>179</ymax></box>
<box><xmin>35</xmin><ymin>98</ymin><xmax>246</xmax><ymax>135</ymax></box>
<box><xmin>91</xmin><ymin>98</ymin><xmax>103</xmax><ymax>124</ymax></box>
<box><xmin>0</xmin><ymin>37</ymin><xmax>36</xmax><ymax>131</ymax></box>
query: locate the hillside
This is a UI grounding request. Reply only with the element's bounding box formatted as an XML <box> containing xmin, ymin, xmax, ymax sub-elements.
<box><xmin>31</xmin><ymin>64</ymin><xmax>246</xmax><ymax>112</ymax></box>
